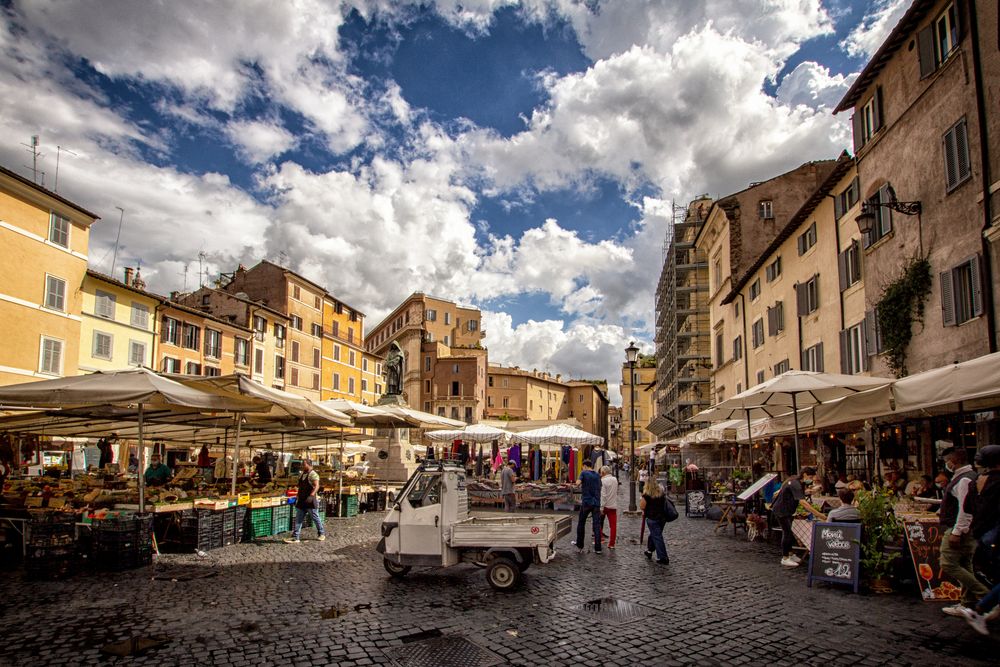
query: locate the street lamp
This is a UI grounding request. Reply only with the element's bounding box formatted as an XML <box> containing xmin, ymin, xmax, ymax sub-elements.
<box><xmin>855</xmin><ymin>185</ymin><xmax>921</xmax><ymax>238</ymax></box>
<box><xmin>625</xmin><ymin>341</ymin><xmax>639</xmax><ymax>512</ymax></box>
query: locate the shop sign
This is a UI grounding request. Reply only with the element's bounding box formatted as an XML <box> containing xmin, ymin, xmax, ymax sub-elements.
<box><xmin>903</xmin><ymin>518</ymin><xmax>964</xmax><ymax>601</ymax></box>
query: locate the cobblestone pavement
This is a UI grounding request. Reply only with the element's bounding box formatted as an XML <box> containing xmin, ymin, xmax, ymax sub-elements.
<box><xmin>2</xmin><ymin>501</ymin><xmax>998</xmax><ymax>666</ymax></box>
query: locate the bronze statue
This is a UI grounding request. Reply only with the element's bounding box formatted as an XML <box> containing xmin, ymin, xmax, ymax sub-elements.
<box><xmin>384</xmin><ymin>341</ymin><xmax>404</xmax><ymax>396</ymax></box>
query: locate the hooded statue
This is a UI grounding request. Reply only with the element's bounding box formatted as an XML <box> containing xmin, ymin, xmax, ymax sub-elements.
<box><xmin>384</xmin><ymin>341</ymin><xmax>404</xmax><ymax>396</ymax></box>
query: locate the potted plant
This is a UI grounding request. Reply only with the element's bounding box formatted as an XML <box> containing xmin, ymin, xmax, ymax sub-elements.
<box><xmin>856</xmin><ymin>485</ymin><xmax>901</xmax><ymax>592</ymax></box>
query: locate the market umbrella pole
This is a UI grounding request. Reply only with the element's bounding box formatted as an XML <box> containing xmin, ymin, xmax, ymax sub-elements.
<box><xmin>137</xmin><ymin>403</ymin><xmax>146</xmax><ymax>514</ymax></box>
<box><xmin>791</xmin><ymin>393</ymin><xmax>801</xmax><ymax>471</ymax></box>
<box><xmin>230</xmin><ymin>415</ymin><xmax>242</xmax><ymax>496</ymax></box>
<box><xmin>338</xmin><ymin>427</ymin><xmax>344</xmax><ymax>515</ymax></box>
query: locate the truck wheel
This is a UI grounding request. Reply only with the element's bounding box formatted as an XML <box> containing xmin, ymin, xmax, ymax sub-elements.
<box><xmin>486</xmin><ymin>557</ymin><xmax>521</xmax><ymax>591</ymax></box>
<box><xmin>516</xmin><ymin>548</ymin><xmax>533</xmax><ymax>572</ymax></box>
<box><xmin>383</xmin><ymin>558</ymin><xmax>411</xmax><ymax>578</ymax></box>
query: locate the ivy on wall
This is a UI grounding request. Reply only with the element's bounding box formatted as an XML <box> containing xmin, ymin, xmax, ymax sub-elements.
<box><xmin>875</xmin><ymin>256</ymin><xmax>932</xmax><ymax>377</ymax></box>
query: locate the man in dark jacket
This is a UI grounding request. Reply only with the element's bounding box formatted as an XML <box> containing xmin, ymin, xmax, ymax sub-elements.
<box><xmin>939</xmin><ymin>448</ymin><xmax>987</xmax><ymax>616</ymax></box>
<box><xmin>573</xmin><ymin>461</ymin><xmax>603</xmax><ymax>553</ymax></box>
<box><xmin>771</xmin><ymin>467</ymin><xmax>816</xmax><ymax>567</ymax></box>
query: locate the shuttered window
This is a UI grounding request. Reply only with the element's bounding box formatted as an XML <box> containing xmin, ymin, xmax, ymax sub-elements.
<box><xmin>95</xmin><ymin>290</ymin><xmax>116</xmax><ymax>319</ymax></box>
<box><xmin>796</xmin><ymin>276</ymin><xmax>820</xmax><ymax>316</ymax></box>
<box><xmin>941</xmin><ymin>254</ymin><xmax>984</xmax><ymax>326</ymax></box>
<box><xmin>774</xmin><ymin>359</ymin><xmax>790</xmax><ymax>375</ymax></box>
<box><xmin>756</xmin><ymin>370</ymin><xmax>765</xmax><ymax>385</ymax></box>
<box><xmin>919</xmin><ymin>3</ymin><xmax>961</xmax><ymax>78</ymax></box>
<box><xmin>839</xmin><ymin>323</ymin><xmax>867</xmax><ymax>375</ymax></box>
<box><xmin>162</xmin><ymin>317</ymin><xmax>181</xmax><ymax>345</ymax></box>
<box><xmin>93</xmin><ymin>331</ymin><xmax>113</xmax><ymax>360</ymax></box>
<box><xmin>863</xmin><ymin>309</ymin><xmax>883</xmax><ymax>356</ymax></box>
<box><xmin>765</xmin><ymin>257</ymin><xmax>781</xmax><ymax>282</ymax></box>
<box><xmin>44</xmin><ymin>275</ymin><xmax>66</xmax><ymax>311</ymax></box>
<box><xmin>834</xmin><ymin>177</ymin><xmax>860</xmax><ymax>220</ymax></box>
<box><xmin>767</xmin><ymin>301</ymin><xmax>785</xmax><ymax>336</ymax></box>
<box><xmin>752</xmin><ymin>318</ymin><xmax>765</xmax><ymax>349</ymax></box>
<box><xmin>182</xmin><ymin>324</ymin><xmax>200</xmax><ymax>350</ymax></box>
<box><xmin>48</xmin><ymin>213</ymin><xmax>70</xmax><ymax>247</ymax></box>
<box><xmin>129</xmin><ymin>340</ymin><xmax>146</xmax><ymax>366</ymax></box>
<box><xmin>732</xmin><ymin>336</ymin><xmax>743</xmax><ymax>361</ymax></box>
<box><xmin>943</xmin><ymin>117</ymin><xmax>972</xmax><ymax>192</ymax></box>
<box><xmin>838</xmin><ymin>239</ymin><xmax>863</xmax><ymax>291</ymax></box>
<box><xmin>801</xmin><ymin>343</ymin><xmax>824</xmax><ymax>372</ymax></box>
<box><xmin>797</xmin><ymin>222</ymin><xmax>817</xmax><ymax>255</ymax></box>
<box><xmin>39</xmin><ymin>337</ymin><xmax>63</xmax><ymax>375</ymax></box>
<box><xmin>204</xmin><ymin>329</ymin><xmax>221</xmax><ymax>359</ymax></box>
<box><xmin>852</xmin><ymin>88</ymin><xmax>883</xmax><ymax>152</ymax></box>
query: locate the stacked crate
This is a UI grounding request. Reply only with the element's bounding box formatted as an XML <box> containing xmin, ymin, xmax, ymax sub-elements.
<box><xmin>91</xmin><ymin>514</ymin><xmax>154</xmax><ymax>570</ymax></box>
<box><xmin>247</xmin><ymin>506</ymin><xmax>273</xmax><ymax>539</ymax></box>
<box><xmin>272</xmin><ymin>504</ymin><xmax>291</xmax><ymax>535</ymax></box>
<box><xmin>338</xmin><ymin>495</ymin><xmax>358</xmax><ymax>518</ymax></box>
<box><xmin>26</xmin><ymin>512</ymin><xmax>76</xmax><ymax>580</ymax></box>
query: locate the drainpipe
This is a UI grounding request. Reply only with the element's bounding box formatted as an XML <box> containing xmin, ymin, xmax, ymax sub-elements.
<box><xmin>967</xmin><ymin>0</ymin><xmax>997</xmax><ymax>352</ymax></box>
<box><xmin>152</xmin><ymin>302</ymin><xmax>164</xmax><ymax>370</ymax></box>
<box><xmin>828</xmin><ymin>194</ymin><xmax>847</xmax><ymax>332</ymax></box>
<box><xmin>739</xmin><ymin>293</ymin><xmax>750</xmax><ymax>388</ymax></box>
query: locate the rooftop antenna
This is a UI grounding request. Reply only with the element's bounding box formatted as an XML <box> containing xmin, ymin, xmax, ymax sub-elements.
<box><xmin>179</xmin><ymin>263</ymin><xmax>190</xmax><ymax>292</ymax></box>
<box><xmin>21</xmin><ymin>135</ymin><xmax>44</xmax><ymax>185</ymax></box>
<box><xmin>110</xmin><ymin>206</ymin><xmax>125</xmax><ymax>277</ymax></box>
<box><xmin>198</xmin><ymin>251</ymin><xmax>207</xmax><ymax>288</ymax></box>
<box><xmin>54</xmin><ymin>146</ymin><xmax>77</xmax><ymax>193</ymax></box>
<box><xmin>278</xmin><ymin>251</ymin><xmax>288</xmax><ymax>267</ymax></box>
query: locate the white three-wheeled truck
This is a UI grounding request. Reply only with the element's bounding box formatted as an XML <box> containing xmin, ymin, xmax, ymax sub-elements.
<box><xmin>377</xmin><ymin>461</ymin><xmax>572</xmax><ymax>591</ymax></box>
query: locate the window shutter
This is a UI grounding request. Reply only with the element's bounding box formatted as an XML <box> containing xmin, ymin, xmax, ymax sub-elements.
<box><xmin>800</xmin><ymin>347</ymin><xmax>807</xmax><ymax>371</ymax></box>
<box><xmin>956</xmin><ymin>119</ymin><xmax>971</xmax><ymax>184</ymax></box>
<box><xmin>940</xmin><ymin>268</ymin><xmax>956</xmax><ymax>326</ymax></box>
<box><xmin>839</xmin><ymin>330</ymin><xmax>850</xmax><ymax>374</ymax></box>
<box><xmin>838</xmin><ymin>249</ymin><xmax>849</xmax><ymax>292</ymax></box>
<box><xmin>970</xmin><ymin>254</ymin><xmax>984</xmax><ymax>316</ymax></box>
<box><xmin>954</xmin><ymin>0</ymin><xmax>966</xmax><ymax>41</ymax></box>
<box><xmin>796</xmin><ymin>283</ymin><xmax>807</xmax><ymax>317</ymax></box>
<box><xmin>853</xmin><ymin>240</ymin><xmax>863</xmax><ymax>282</ymax></box>
<box><xmin>917</xmin><ymin>26</ymin><xmax>936</xmax><ymax>78</ymax></box>
<box><xmin>834</xmin><ymin>194</ymin><xmax>844</xmax><ymax>220</ymax></box>
<box><xmin>850</xmin><ymin>177</ymin><xmax>860</xmax><ymax>205</ymax></box>
<box><xmin>797</xmin><ymin>234</ymin><xmax>806</xmax><ymax>256</ymax></box>
<box><xmin>944</xmin><ymin>125</ymin><xmax>959</xmax><ymax>189</ymax></box>
<box><xmin>878</xmin><ymin>184</ymin><xmax>893</xmax><ymax>234</ymax></box>
<box><xmin>872</xmin><ymin>87</ymin><xmax>883</xmax><ymax>132</ymax></box>
<box><xmin>767</xmin><ymin>306</ymin><xmax>777</xmax><ymax>336</ymax></box>
<box><xmin>860</xmin><ymin>325</ymin><xmax>870</xmax><ymax>372</ymax></box>
<box><xmin>815</xmin><ymin>342</ymin><xmax>824</xmax><ymax>372</ymax></box>
<box><xmin>864</xmin><ymin>310</ymin><xmax>876</xmax><ymax>356</ymax></box>
<box><xmin>852</xmin><ymin>111</ymin><xmax>863</xmax><ymax>153</ymax></box>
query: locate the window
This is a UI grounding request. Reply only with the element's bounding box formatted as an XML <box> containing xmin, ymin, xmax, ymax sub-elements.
<box><xmin>362</xmin><ymin>379</ymin><xmax>368</xmax><ymax>392</ymax></box>
<box><xmin>862</xmin><ymin>186</ymin><xmax>893</xmax><ymax>247</ymax></box>
<box><xmin>313</xmin><ymin>347</ymin><xmax>320</xmax><ymax>368</ymax></box>
<box><xmin>425</xmin><ymin>309</ymin><xmax>436</xmax><ymax>321</ymax></box>
<box><xmin>450</xmin><ymin>407</ymin><xmax>459</xmax><ymax>420</ymax></box>
<box><xmin>273</xmin><ymin>323</ymin><xmax>286</xmax><ymax>340</ymax></box>
<box><xmin>131</xmin><ymin>303</ymin><xmax>149</xmax><ymax>329</ymax></box>
<box><xmin>734</xmin><ymin>300</ymin><xmax>740</xmax><ymax>319</ymax></box>
<box><xmin>796</xmin><ymin>276</ymin><xmax>820</xmax><ymax>316</ymax></box>
<box><xmin>425</xmin><ymin>379</ymin><xmax>431</xmax><ymax>393</ymax></box>
<box><xmin>767</xmin><ymin>301</ymin><xmax>785</xmax><ymax>336</ymax></box>
<box><xmin>332</xmin><ymin>373</ymin><xmax>340</xmax><ymax>390</ymax></box>
<box><xmin>311</xmin><ymin>323</ymin><xmax>322</xmax><ymax>337</ymax></box>
<box><xmin>129</xmin><ymin>340</ymin><xmax>146</xmax><ymax>366</ymax></box>
<box><xmin>362</xmin><ymin>358</ymin><xmax>368</xmax><ymax>372</ymax></box>
<box><xmin>347</xmin><ymin>327</ymin><xmax>354</xmax><ymax>343</ymax></box>
<box><xmin>758</xmin><ymin>200</ymin><xmax>773</xmax><ymax>219</ymax></box>
<box><xmin>204</xmin><ymin>366</ymin><xmax>221</xmax><ymax>377</ymax></box>
<box><xmin>756</xmin><ymin>370</ymin><xmax>765</xmax><ymax>385</ymax></box>
<box><xmin>336</xmin><ymin>302</ymin><xmax>343</xmax><ymax>314</ymax></box>
<box><xmin>774</xmin><ymin>359</ymin><xmax>790</xmax><ymax>375</ymax></box>
<box><xmin>796</xmin><ymin>222</ymin><xmax>817</xmax><ymax>255</ymax></box>
<box><xmin>161</xmin><ymin>357</ymin><xmax>181</xmax><ymax>374</ymax></box>
<box><xmin>182</xmin><ymin>324</ymin><xmax>200</xmax><ymax>351</ymax></box>
<box><xmin>348</xmin><ymin>377</ymin><xmax>355</xmax><ymax>394</ymax></box>
<box><xmin>235</xmin><ymin>338</ymin><xmax>250</xmax><ymax>367</ymax></box>
<box><xmin>943</xmin><ymin>118</ymin><xmax>972</xmax><ymax>192</ymax></box>
<box><xmin>444</xmin><ymin>312</ymin><xmax>451</xmax><ymax>325</ymax></box>
<box><xmin>95</xmin><ymin>290</ymin><xmax>116</xmax><ymax>319</ymax></box>
<box><xmin>749</xmin><ymin>278</ymin><xmax>761</xmax><ymax>301</ymax></box>
<box><xmin>204</xmin><ymin>329</ymin><xmax>221</xmax><ymax>359</ymax></box>
<box><xmin>713</xmin><ymin>259</ymin><xmax>722</xmax><ymax>291</ymax></box>
<box><xmin>424</xmin><ymin>356</ymin><xmax>431</xmax><ymax>372</ymax></box>
<box><xmin>732</xmin><ymin>336</ymin><xmax>743</xmax><ymax>362</ymax></box>
<box><xmin>314</xmin><ymin>295</ymin><xmax>321</xmax><ymax>309</ymax></box>
<box><xmin>201</xmin><ymin>294</ymin><xmax>210</xmax><ymax>306</ymax></box>
<box><xmin>292</xmin><ymin>285</ymin><xmax>301</xmax><ymax>300</ymax></box>
<box><xmin>488</xmin><ymin>375</ymin><xmax>494</xmax><ymax>387</ymax></box>
<box><xmin>715</xmin><ymin>332</ymin><xmax>724</xmax><ymax>367</ymax></box>
<box><xmin>863</xmin><ymin>309</ymin><xmax>883</xmax><ymax>356</ymax></box>
<box><xmin>802</xmin><ymin>343</ymin><xmax>824</xmax><ymax>372</ymax></box>
<box><xmin>313</xmin><ymin>373</ymin><xmax>320</xmax><ymax>390</ymax></box>
<box><xmin>752</xmin><ymin>318</ymin><xmax>765</xmax><ymax>348</ymax></box>
<box><xmin>765</xmin><ymin>257</ymin><xmax>782</xmax><ymax>282</ymax></box>
<box><xmin>941</xmin><ymin>255</ymin><xmax>984</xmax><ymax>326</ymax></box>
<box><xmin>502</xmin><ymin>397</ymin><xmax>509</xmax><ymax>409</ymax></box>
<box><xmin>852</xmin><ymin>88</ymin><xmax>883</xmax><ymax>151</ymax></box>
<box><xmin>919</xmin><ymin>3</ymin><xmax>960</xmax><ymax>77</ymax></box>
<box><xmin>290</xmin><ymin>367</ymin><xmax>299</xmax><ymax>386</ymax></box>
<box><xmin>162</xmin><ymin>317</ymin><xmax>181</xmax><ymax>346</ymax></box>
<box><xmin>487</xmin><ymin>396</ymin><xmax>494</xmax><ymax>408</ymax></box>
<box><xmin>840</xmin><ymin>323</ymin><xmax>867</xmax><ymax>375</ymax></box>
<box><xmin>425</xmin><ymin>332</ymin><xmax>434</xmax><ymax>343</ymax></box>
<box><xmin>254</xmin><ymin>348</ymin><xmax>264</xmax><ymax>375</ymax></box>
<box><xmin>465</xmin><ymin>407</ymin><xmax>473</xmax><ymax>422</ymax></box>
<box><xmin>48</xmin><ymin>213</ymin><xmax>70</xmax><ymax>247</ymax></box>
<box><xmin>349</xmin><ymin>350</ymin><xmax>355</xmax><ymax>367</ymax></box>
<box><xmin>834</xmin><ymin>177</ymin><xmax>860</xmax><ymax>220</ymax></box>
<box><xmin>452</xmin><ymin>363</ymin><xmax>459</xmax><ymax>374</ymax></box>
<box><xmin>291</xmin><ymin>340</ymin><xmax>300</xmax><ymax>362</ymax></box>
<box><xmin>291</xmin><ymin>315</ymin><xmax>302</xmax><ymax>331</ymax></box>
<box><xmin>438</xmin><ymin>407</ymin><xmax>446</xmax><ymax>416</ymax></box>
<box><xmin>332</xmin><ymin>345</ymin><xmax>340</xmax><ymax>362</ymax></box>
<box><xmin>444</xmin><ymin>335</ymin><xmax>449</xmax><ymax>346</ymax></box>
<box><xmin>186</xmin><ymin>361</ymin><xmax>201</xmax><ymax>375</ymax></box>
<box><xmin>44</xmin><ymin>275</ymin><xmax>66</xmax><ymax>311</ymax></box>
<box><xmin>502</xmin><ymin>377</ymin><xmax>508</xmax><ymax>388</ymax></box>
<box><xmin>92</xmin><ymin>331</ymin><xmax>112</xmax><ymax>360</ymax></box>
<box><xmin>452</xmin><ymin>381</ymin><xmax>460</xmax><ymax>396</ymax></box>
<box><xmin>468</xmin><ymin>320</ymin><xmax>478</xmax><ymax>331</ymax></box>
<box><xmin>839</xmin><ymin>239</ymin><xmax>863</xmax><ymax>291</ymax></box>
<box><xmin>275</xmin><ymin>355</ymin><xmax>285</xmax><ymax>380</ymax></box>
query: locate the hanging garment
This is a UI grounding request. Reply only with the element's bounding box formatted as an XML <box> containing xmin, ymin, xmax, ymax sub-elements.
<box><xmin>426</xmin><ymin>446</ymin><xmax>435</xmax><ymax>460</ymax></box>
<box><xmin>576</xmin><ymin>447</ymin><xmax>583</xmax><ymax>480</ymax></box>
<box><xmin>458</xmin><ymin>442</ymin><xmax>469</xmax><ymax>465</ymax></box>
<box><xmin>561</xmin><ymin>446</ymin><xmax>571</xmax><ymax>465</ymax></box>
<box><xmin>534</xmin><ymin>448</ymin><xmax>542</xmax><ymax>481</ymax></box>
<box><xmin>492</xmin><ymin>439</ymin><xmax>500</xmax><ymax>462</ymax></box>
<box><xmin>509</xmin><ymin>444</ymin><xmax>522</xmax><ymax>469</ymax></box>
<box><xmin>568</xmin><ymin>449</ymin><xmax>576</xmax><ymax>483</ymax></box>
<box><xmin>493</xmin><ymin>452</ymin><xmax>503</xmax><ymax>473</ymax></box>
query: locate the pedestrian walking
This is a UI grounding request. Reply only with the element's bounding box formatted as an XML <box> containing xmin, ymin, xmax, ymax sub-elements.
<box><xmin>285</xmin><ymin>458</ymin><xmax>326</xmax><ymax>543</ymax></box>
<box><xmin>640</xmin><ymin>478</ymin><xmax>669</xmax><ymax>565</ymax></box>
<box><xmin>501</xmin><ymin>459</ymin><xmax>517</xmax><ymax>512</ymax></box>
<box><xmin>770</xmin><ymin>467</ymin><xmax>816</xmax><ymax>567</ymax></box>
<box><xmin>938</xmin><ymin>448</ymin><xmax>989</xmax><ymax>616</ymax></box>
<box><xmin>573</xmin><ymin>461</ymin><xmax>603</xmax><ymax>553</ymax></box>
<box><xmin>600</xmin><ymin>465</ymin><xmax>618</xmax><ymax>549</ymax></box>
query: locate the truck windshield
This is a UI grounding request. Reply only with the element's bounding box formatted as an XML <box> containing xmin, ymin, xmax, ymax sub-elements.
<box><xmin>406</xmin><ymin>473</ymin><xmax>441</xmax><ymax>507</ymax></box>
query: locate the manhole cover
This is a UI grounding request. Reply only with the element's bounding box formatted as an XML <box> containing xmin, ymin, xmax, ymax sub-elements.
<box><xmin>574</xmin><ymin>597</ymin><xmax>652</xmax><ymax>624</ymax></box>
<box><xmin>385</xmin><ymin>635</ymin><xmax>503</xmax><ymax>667</ymax></box>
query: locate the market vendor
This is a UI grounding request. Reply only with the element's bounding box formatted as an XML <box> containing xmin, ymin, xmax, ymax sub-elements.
<box><xmin>144</xmin><ymin>454</ymin><xmax>172</xmax><ymax>487</ymax></box>
<box><xmin>253</xmin><ymin>455</ymin><xmax>273</xmax><ymax>484</ymax></box>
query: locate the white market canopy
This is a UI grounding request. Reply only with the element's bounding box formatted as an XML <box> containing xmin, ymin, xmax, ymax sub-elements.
<box><xmin>511</xmin><ymin>423</ymin><xmax>603</xmax><ymax>447</ymax></box>
<box><xmin>426</xmin><ymin>423</ymin><xmax>511</xmax><ymax>443</ymax></box>
<box><xmin>317</xmin><ymin>398</ymin><xmax>411</xmax><ymax>427</ymax></box>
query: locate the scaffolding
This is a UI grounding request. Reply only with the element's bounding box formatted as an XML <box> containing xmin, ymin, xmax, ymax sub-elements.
<box><xmin>654</xmin><ymin>196</ymin><xmax>712</xmax><ymax>439</ymax></box>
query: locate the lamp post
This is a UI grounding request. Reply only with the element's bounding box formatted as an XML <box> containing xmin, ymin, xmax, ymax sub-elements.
<box><xmin>625</xmin><ymin>341</ymin><xmax>639</xmax><ymax>512</ymax></box>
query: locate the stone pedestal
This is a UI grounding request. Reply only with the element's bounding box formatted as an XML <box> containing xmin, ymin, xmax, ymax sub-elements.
<box><xmin>370</xmin><ymin>395</ymin><xmax>420</xmax><ymax>483</ymax></box>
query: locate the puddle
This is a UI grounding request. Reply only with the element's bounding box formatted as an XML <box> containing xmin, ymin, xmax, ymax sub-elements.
<box><xmin>100</xmin><ymin>636</ymin><xmax>169</xmax><ymax>657</ymax></box>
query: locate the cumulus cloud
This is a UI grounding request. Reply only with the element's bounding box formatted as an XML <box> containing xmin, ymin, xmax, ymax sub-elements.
<box><xmin>843</xmin><ymin>0</ymin><xmax>914</xmax><ymax>59</ymax></box>
<box><xmin>226</xmin><ymin>119</ymin><xmax>296</xmax><ymax>163</ymax></box>
<box><xmin>775</xmin><ymin>61</ymin><xmax>857</xmax><ymax>110</ymax></box>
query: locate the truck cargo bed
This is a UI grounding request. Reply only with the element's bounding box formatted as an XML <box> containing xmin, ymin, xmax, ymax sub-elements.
<box><xmin>448</xmin><ymin>515</ymin><xmax>572</xmax><ymax>548</ymax></box>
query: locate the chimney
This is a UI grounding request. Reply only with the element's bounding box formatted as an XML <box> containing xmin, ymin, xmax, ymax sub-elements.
<box><xmin>169</xmin><ymin>291</ymin><xmax>180</xmax><ymax>301</ymax></box>
<box><xmin>124</xmin><ymin>267</ymin><xmax>134</xmax><ymax>286</ymax></box>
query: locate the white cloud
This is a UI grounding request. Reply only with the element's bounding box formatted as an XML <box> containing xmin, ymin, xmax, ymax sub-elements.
<box><xmin>843</xmin><ymin>0</ymin><xmax>914</xmax><ymax>59</ymax></box>
<box><xmin>775</xmin><ymin>61</ymin><xmax>857</xmax><ymax>110</ymax></box>
<box><xmin>226</xmin><ymin>119</ymin><xmax>296</xmax><ymax>164</ymax></box>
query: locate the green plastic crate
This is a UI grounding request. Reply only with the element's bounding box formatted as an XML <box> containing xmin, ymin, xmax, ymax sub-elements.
<box><xmin>339</xmin><ymin>495</ymin><xmax>358</xmax><ymax>518</ymax></box>
<box><xmin>248</xmin><ymin>507</ymin><xmax>273</xmax><ymax>538</ymax></box>
<box><xmin>272</xmin><ymin>504</ymin><xmax>291</xmax><ymax>534</ymax></box>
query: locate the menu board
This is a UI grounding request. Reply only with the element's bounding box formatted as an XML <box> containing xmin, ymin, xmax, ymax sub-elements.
<box><xmin>902</xmin><ymin>517</ymin><xmax>963</xmax><ymax>602</ymax></box>
<box><xmin>737</xmin><ymin>473</ymin><xmax>778</xmax><ymax>501</ymax></box>
<box><xmin>807</xmin><ymin>522</ymin><xmax>861</xmax><ymax>593</ymax></box>
<box><xmin>685</xmin><ymin>490</ymin><xmax>708</xmax><ymax>517</ymax></box>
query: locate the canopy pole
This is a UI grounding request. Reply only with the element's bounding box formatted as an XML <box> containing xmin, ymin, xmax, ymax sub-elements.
<box><xmin>338</xmin><ymin>427</ymin><xmax>344</xmax><ymax>509</ymax></box>
<box><xmin>792</xmin><ymin>393</ymin><xmax>801</xmax><ymax>472</ymax></box>
<box><xmin>138</xmin><ymin>403</ymin><xmax>146</xmax><ymax>514</ymax></box>
<box><xmin>230</xmin><ymin>415</ymin><xmax>242</xmax><ymax>496</ymax></box>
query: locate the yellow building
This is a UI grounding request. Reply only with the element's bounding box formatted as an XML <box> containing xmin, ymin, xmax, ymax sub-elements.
<box><xmin>621</xmin><ymin>358</ymin><xmax>657</xmax><ymax>450</ymax></box>
<box><xmin>156</xmin><ymin>299</ymin><xmax>251</xmax><ymax>377</ymax></box>
<box><xmin>360</xmin><ymin>352</ymin><xmax>383</xmax><ymax>405</ymax></box>
<box><xmin>0</xmin><ymin>165</ymin><xmax>98</xmax><ymax>385</ymax></box>
<box><xmin>321</xmin><ymin>296</ymin><xmax>367</xmax><ymax>401</ymax></box>
<box><xmin>79</xmin><ymin>269</ymin><xmax>158</xmax><ymax>372</ymax></box>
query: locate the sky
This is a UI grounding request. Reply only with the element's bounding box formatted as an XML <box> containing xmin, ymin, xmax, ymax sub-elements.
<box><xmin>0</xmin><ymin>0</ymin><xmax>915</xmax><ymax>404</ymax></box>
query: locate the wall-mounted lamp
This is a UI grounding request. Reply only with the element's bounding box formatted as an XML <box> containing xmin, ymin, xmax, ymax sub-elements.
<box><xmin>855</xmin><ymin>184</ymin><xmax>922</xmax><ymax>236</ymax></box>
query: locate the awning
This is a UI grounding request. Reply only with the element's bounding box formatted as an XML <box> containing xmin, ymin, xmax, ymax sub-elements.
<box><xmin>645</xmin><ymin>414</ymin><xmax>676</xmax><ymax>437</ymax></box>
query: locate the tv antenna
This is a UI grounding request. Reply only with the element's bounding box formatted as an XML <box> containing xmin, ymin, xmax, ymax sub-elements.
<box><xmin>21</xmin><ymin>135</ymin><xmax>44</xmax><ymax>185</ymax></box>
<box><xmin>198</xmin><ymin>251</ymin><xmax>207</xmax><ymax>288</ymax></box>
<box><xmin>54</xmin><ymin>146</ymin><xmax>78</xmax><ymax>193</ymax></box>
<box><xmin>179</xmin><ymin>263</ymin><xmax>190</xmax><ymax>292</ymax></box>
<box><xmin>110</xmin><ymin>206</ymin><xmax>125</xmax><ymax>277</ymax></box>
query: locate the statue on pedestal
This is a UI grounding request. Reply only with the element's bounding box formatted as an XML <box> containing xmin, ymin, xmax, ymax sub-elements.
<box><xmin>384</xmin><ymin>341</ymin><xmax>404</xmax><ymax>397</ymax></box>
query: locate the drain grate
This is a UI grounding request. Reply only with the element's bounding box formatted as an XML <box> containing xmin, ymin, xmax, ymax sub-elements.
<box><xmin>385</xmin><ymin>635</ymin><xmax>503</xmax><ymax>667</ymax></box>
<box><xmin>574</xmin><ymin>597</ymin><xmax>653</xmax><ymax>625</ymax></box>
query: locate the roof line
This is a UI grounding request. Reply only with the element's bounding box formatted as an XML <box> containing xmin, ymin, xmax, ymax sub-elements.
<box><xmin>1</xmin><ymin>164</ymin><xmax>100</xmax><ymax>220</ymax></box>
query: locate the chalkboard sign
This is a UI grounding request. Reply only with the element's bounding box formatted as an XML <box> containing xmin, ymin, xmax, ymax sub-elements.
<box><xmin>685</xmin><ymin>490</ymin><xmax>708</xmax><ymax>517</ymax></box>
<box><xmin>807</xmin><ymin>522</ymin><xmax>861</xmax><ymax>593</ymax></box>
<box><xmin>902</xmin><ymin>518</ymin><xmax>963</xmax><ymax>602</ymax></box>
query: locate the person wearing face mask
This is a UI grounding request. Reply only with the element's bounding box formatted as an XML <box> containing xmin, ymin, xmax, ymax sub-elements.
<box><xmin>771</xmin><ymin>467</ymin><xmax>816</xmax><ymax>567</ymax></box>
<box><xmin>939</xmin><ymin>447</ymin><xmax>988</xmax><ymax>617</ymax></box>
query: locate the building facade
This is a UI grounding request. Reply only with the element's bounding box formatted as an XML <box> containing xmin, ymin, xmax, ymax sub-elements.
<box><xmin>621</xmin><ymin>357</ymin><xmax>657</xmax><ymax>451</ymax></box>
<box><xmin>156</xmin><ymin>299</ymin><xmax>251</xmax><ymax>378</ymax></box>
<box><xmin>0</xmin><ymin>166</ymin><xmax>98</xmax><ymax>385</ymax></box>
<box><xmin>834</xmin><ymin>0</ymin><xmax>999</xmax><ymax>374</ymax></box>
<box><xmin>321</xmin><ymin>295</ymin><xmax>367</xmax><ymax>401</ymax></box>
<box><xmin>80</xmin><ymin>269</ymin><xmax>158</xmax><ymax>373</ymax></box>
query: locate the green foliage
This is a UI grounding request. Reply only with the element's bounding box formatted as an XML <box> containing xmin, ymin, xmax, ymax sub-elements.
<box><xmin>856</xmin><ymin>485</ymin><xmax>901</xmax><ymax>581</ymax></box>
<box><xmin>875</xmin><ymin>256</ymin><xmax>932</xmax><ymax>377</ymax></box>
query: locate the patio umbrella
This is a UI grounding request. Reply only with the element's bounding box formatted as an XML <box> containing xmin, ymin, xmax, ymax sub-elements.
<box><xmin>0</xmin><ymin>369</ymin><xmax>267</xmax><ymax>511</ymax></box>
<box><xmin>426</xmin><ymin>423</ymin><xmax>512</xmax><ymax>443</ymax></box>
<box><xmin>695</xmin><ymin>370</ymin><xmax>891</xmax><ymax>469</ymax></box>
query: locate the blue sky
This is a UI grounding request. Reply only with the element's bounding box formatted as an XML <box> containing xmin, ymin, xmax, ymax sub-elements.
<box><xmin>0</xmin><ymin>0</ymin><xmax>914</xmax><ymax>402</ymax></box>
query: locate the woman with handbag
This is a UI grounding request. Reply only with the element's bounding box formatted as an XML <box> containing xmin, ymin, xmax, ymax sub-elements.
<box><xmin>641</xmin><ymin>478</ymin><xmax>674</xmax><ymax>565</ymax></box>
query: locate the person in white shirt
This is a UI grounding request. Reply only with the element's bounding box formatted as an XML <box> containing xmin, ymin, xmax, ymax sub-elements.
<box><xmin>599</xmin><ymin>465</ymin><xmax>619</xmax><ymax>549</ymax></box>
